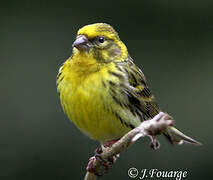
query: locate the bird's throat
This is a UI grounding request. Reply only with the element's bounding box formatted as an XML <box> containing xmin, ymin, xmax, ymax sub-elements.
<box><xmin>71</xmin><ymin>52</ymin><xmax>100</xmax><ymax>76</ymax></box>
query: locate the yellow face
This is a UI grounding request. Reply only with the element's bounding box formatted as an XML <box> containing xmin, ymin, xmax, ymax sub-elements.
<box><xmin>72</xmin><ymin>23</ymin><xmax>128</xmax><ymax>62</ymax></box>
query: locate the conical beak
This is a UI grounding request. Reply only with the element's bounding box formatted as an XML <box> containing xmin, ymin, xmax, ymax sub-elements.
<box><xmin>72</xmin><ymin>35</ymin><xmax>89</xmax><ymax>51</ymax></box>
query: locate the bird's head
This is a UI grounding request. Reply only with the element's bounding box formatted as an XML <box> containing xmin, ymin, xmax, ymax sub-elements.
<box><xmin>72</xmin><ymin>23</ymin><xmax>128</xmax><ymax>62</ymax></box>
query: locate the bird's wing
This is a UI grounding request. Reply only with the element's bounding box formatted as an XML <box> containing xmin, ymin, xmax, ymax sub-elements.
<box><xmin>109</xmin><ymin>56</ymin><xmax>160</xmax><ymax>128</ymax></box>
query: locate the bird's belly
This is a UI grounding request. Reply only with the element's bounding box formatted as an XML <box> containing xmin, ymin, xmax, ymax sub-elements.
<box><xmin>60</xmin><ymin>76</ymin><xmax>130</xmax><ymax>143</ymax></box>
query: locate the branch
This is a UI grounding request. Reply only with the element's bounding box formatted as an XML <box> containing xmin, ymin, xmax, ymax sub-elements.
<box><xmin>84</xmin><ymin>112</ymin><xmax>174</xmax><ymax>180</ymax></box>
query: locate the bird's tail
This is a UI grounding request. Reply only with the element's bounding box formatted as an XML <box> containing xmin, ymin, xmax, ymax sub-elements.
<box><xmin>163</xmin><ymin>126</ymin><xmax>202</xmax><ymax>145</ymax></box>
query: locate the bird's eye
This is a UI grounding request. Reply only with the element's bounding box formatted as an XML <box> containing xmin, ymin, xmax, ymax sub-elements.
<box><xmin>98</xmin><ymin>36</ymin><xmax>105</xmax><ymax>43</ymax></box>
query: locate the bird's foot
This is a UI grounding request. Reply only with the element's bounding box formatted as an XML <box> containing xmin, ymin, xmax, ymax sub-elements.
<box><xmin>102</xmin><ymin>138</ymin><xmax>120</xmax><ymax>148</ymax></box>
<box><xmin>86</xmin><ymin>146</ymin><xmax>119</xmax><ymax>176</ymax></box>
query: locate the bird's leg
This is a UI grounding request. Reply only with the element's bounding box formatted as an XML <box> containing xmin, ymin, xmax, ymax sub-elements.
<box><xmin>86</xmin><ymin>139</ymin><xmax>120</xmax><ymax>176</ymax></box>
<box><xmin>102</xmin><ymin>138</ymin><xmax>120</xmax><ymax>148</ymax></box>
<box><xmin>102</xmin><ymin>139</ymin><xmax>120</xmax><ymax>164</ymax></box>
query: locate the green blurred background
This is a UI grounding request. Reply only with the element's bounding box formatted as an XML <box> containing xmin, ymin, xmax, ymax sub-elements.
<box><xmin>1</xmin><ymin>0</ymin><xmax>212</xmax><ymax>179</ymax></box>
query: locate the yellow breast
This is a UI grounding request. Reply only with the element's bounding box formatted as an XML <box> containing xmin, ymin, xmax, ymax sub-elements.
<box><xmin>57</xmin><ymin>55</ymin><xmax>130</xmax><ymax>143</ymax></box>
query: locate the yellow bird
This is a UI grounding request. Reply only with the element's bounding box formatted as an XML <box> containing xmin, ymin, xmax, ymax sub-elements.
<box><xmin>57</xmin><ymin>23</ymin><xmax>200</xmax><ymax>146</ymax></box>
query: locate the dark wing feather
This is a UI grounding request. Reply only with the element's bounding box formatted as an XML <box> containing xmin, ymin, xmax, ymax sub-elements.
<box><xmin>114</xmin><ymin>56</ymin><xmax>160</xmax><ymax>121</ymax></box>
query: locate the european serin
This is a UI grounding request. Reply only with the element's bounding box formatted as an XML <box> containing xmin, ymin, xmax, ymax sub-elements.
<box><xmin>57</xmin><ymin>23</ymin><xmax>200</xmax><ymax>145</ymax></box>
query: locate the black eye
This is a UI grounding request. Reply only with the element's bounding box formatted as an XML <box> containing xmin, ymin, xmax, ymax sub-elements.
<box><xmin>98</xmin><ymin>36</ymin><xmax>105</xmax><ymax>43</ymax></box>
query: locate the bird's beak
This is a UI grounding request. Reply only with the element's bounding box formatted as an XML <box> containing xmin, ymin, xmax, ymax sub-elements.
<box><xmin>72</xmin><ymin>35</ymin><xmax>89</xmax><ymax>51</ymax></box>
